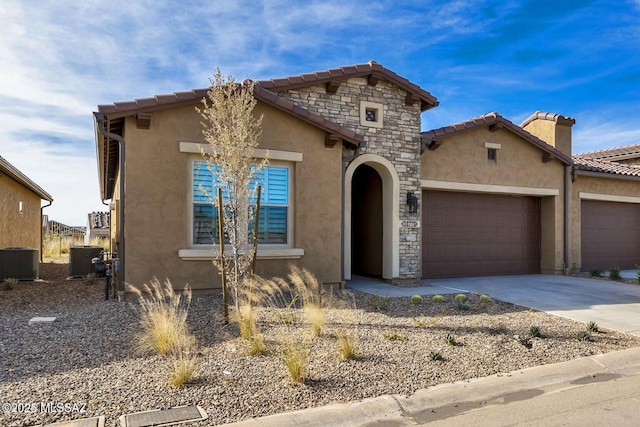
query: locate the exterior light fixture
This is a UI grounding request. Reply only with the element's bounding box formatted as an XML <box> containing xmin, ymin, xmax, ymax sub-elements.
<box><xmin>407</xmin><ymin>192</ymin><xmax>418</xmax><ymax>213</ymax></box>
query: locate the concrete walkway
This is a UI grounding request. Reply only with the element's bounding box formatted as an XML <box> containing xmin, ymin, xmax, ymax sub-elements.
<box><xmin>349</xmin><ymin>274</ymin><xmax>640</xmax><ymax>336</ymax></box>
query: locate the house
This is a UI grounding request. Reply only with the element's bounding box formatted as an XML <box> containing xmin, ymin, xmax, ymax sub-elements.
<box><xmin>84</xmin><ymin>211</ymin><xmax>110</xmax><ymax>246</ymax></box>
<box><xmin>0</xmin><ymin>155</ymin><xmax>53</xmax><ymax>252</ymax></box>
<box><xmin>93</xmin><ymin>61</ymin><xmax>640</xmax><ymax>292</ymax></box>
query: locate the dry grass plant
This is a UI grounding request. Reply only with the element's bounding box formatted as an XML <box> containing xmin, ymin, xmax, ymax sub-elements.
<box><xmin>2</xmin><ymin>278</ymin><xmax>18</xmax><ymax>291</ymax></box>
<box><xmin>132</xmin><ymin>278</ymin><xmax>195</xmax><ymax>357</ymax></box>
<box><xmin>336</xmin><ymin>331</ymin><xmax>358</xmax><ymax>360</ymax></box>
<box><xmin>281</xmin><ymin>339</ymin><xmax>307</xmax><ymax>383</ymax></box>
<box><xmin>169</xmin><ymin>347</ymin><xmax>198</xmax><ymax>387</ymax></box>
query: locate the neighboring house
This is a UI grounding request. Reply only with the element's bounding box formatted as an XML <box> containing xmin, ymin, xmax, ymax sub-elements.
<box><xmin>93</xmin><ymin>61</ymin><xmax>640</xmax><ymax>291</ymax></box>
<box><xmin>571</xmin><ymin>146</ymin><xmax>640</xmax><ymax>271</ymax></box>
<box><xmin>84</xmin><ymin>211</ymin><xmax>110</xmax><ymax>245</ymax></box>
<box><xmin>0</xmin><ymin>155</ymin><xmax>53</xmax><ymax>252</ymax></box>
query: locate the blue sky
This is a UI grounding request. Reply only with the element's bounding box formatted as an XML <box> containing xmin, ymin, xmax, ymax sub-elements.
<box><xmin>2</xmin><ymin>0</ymin><xmax>640</xmax><ymax>225</ymax></box>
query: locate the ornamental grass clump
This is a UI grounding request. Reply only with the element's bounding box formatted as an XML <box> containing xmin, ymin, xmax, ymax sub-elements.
<box><xmin>282</xmin><ymin>340</ymin><xmax>307</xmax><ymax>383</ymax></box>
<box><xmin>2</xmin><ymin>277</ymin><xmax>18</xmax><ymax>291</ymax></box>
<box><xmin>169</xmin><ymin>347</ymin><xmax>198</xmax><ymax>387</ymax></box>
<box><xmin>336</xmin><ymin>331</ymin><xmax>358</xmax><ymax>360</ymax></box>
<box><xmin>133</xmin><ymin>278</ymin><xmax>194</xmax><ymax>356</ymax></box>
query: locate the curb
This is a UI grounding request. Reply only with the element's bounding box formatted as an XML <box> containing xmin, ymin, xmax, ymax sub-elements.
<box><xmin>220</xmin><ymin>347</ymin><xmax>640</xmax><ymax>426</ymax></box>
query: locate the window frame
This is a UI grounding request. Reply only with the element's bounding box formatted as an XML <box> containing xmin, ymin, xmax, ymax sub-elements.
<box><xmin>189</xmin><ymin>158</ymin><xmax>294</xmax><ymax>250</ymax></box>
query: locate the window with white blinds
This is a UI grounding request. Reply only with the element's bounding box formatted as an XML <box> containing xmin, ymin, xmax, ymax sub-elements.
<box><xmin>192</xmin><ymin>161</ymin><xmax>290</xmax><ymax>245</ymax></box>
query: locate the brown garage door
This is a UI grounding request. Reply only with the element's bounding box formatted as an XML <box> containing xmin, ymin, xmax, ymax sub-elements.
<box><xmin>581</xmin><ymin>200</ymin><xmax>640</xmax><ymax>271</ymax></box>
<box><xmin>422</xmin><ymin>191</ymin><xmax>540</xmax><ymax>278</ymax></box>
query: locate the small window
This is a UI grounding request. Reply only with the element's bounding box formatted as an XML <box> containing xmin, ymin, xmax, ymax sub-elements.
<box><xmin>365</xmin><ymin>108</ymin><xmax>378</xmax><ymax>122</ymax></box>
<box><xmin>360</xmin><ymin>101</ymin><xmax>384</xmax><ymax>128</ymax></box>
<box><xmin>487</xmin><ymin>148</ymin><xmax>497</xmax><ymax>161</ymax></box>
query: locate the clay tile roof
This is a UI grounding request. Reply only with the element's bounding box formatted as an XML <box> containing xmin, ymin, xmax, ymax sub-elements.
<box><xmin>97</xmin><ymin>84</ymin><xmax>364</xmax><ymax>148</ymax></box>
<box><xmin>572</xmin><ymin>156</ymin><xmax>640</xmax><ymax>177</ymax></box>
<box><xmin>0</xmin><ymin>155</ymin><xmax>53</xmax><ymax>201</ymax></box>
<box><xmin>521</xmin><ymin>110</ymin><xmax>576</xmax><ymax>127</ymax></box>
<box><xmin>575</xmin><ymin>143</ymin><xmax>640</xmax><ymax>160</ymax></box>
<box><xmin>256</xmin><ymin>60</ymin><xmax>438</xmax><ymax>111</ymax></box>
<box><xmin>421</xmin><ymin>112</ymin><xmax>572</xmax><ymax>165</ymax></box>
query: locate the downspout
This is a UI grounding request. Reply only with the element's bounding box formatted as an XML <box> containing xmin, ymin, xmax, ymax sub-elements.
<box><xmin>40</xmin><ymin>199</ymin><xmax>53</xmax><ymax>262</ymax></box>
<box><xmin>341</xmin><ymin>144</ymin><xmax>361</xmax><ymax>283</ymax></box>
<box><xmin>563</xmin><ymin>164</ymin><xmax>569</xmax><ymax>274</ymax></box>
<box><xmin>94</xmin><ymin>112</ymin><xmax>125</xmax><ymax>297</ymax></box>
<box><xmin>101</xmin><ymin>199</ymin><xmax>112</xmax><ymax>256</ymax></box>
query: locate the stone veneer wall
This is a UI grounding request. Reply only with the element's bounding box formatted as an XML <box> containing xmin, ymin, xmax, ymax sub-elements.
<box><xmin>279</xmin><ymin>77</ymin><xmax>423</xmax><ymax>278</ymax></box>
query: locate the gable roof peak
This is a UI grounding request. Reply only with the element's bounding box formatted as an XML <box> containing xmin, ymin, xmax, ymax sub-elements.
<box><xmin>256</xmin><ymin>61</ymin><xmax>438</xmax><ymax>111</ymax></box>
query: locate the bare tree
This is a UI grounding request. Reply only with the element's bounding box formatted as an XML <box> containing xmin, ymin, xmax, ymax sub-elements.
<box><xmin>197</xmin><ymin>69</ymin><xmax>266</xmax><ymax>314</ymax></box>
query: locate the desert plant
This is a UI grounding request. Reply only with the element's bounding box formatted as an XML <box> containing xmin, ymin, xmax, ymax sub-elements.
<box><xmin>169</xmin><ymin>349</ymin><xmax>198</xmax><ymax>387</ymax></box>
<box><xmin>368</xmin><ymin>294</ymin><xmax>390</xmax><ymax>311</ymax></box>
<box><xmin>432</xmin><ymin>294</ymin><xmax>445</xmax><ymax>303</ymax></box>
<box><xmin>197</xmin><ymin>69</ymin><xmax>266</xmax><ymax>321</ymax></box>
<box><xmin>529</xmin><ymin>325</ymin><xmax>541</xmax><ymax>338</ymax></box>
<box><xmin>282</xmin><ymin>340</ymin><xmax>307</xmax><ymax>383</ymax></box>
<box><xmin>609</xmin><ymin>266</ymin><xmax>622</xmax><ymax>281</ymax></box>
<box><xmin>479</xmin><ymin>294</ymin><xmax>491</xmax><ymax>308</ymax></box>
<box><xmin>84</xmin><ymin>272</ymin><xmax>98</xmax><ymax>285</ymax></box>
<box><xmin>454</xmin><ymin>294</ymin><xmax>467</xmax><ymax>304</ymax></box>
<box><xmin>429</xmin><ymin>351</ymin><xmax>443</xmax><ymax>361</ymax></box>
<box><xmin>413</xmin><ymin>314</ymin><xmax>428</xmax><ymax>328</ymax></box>
<box><xmin>590</xmin><ymin>267</ymin><xmax>603</xmax><ymax>278</ymax></box>
<box><xmin>133</xmin><ymin>279</ymin><xmax>194</xmax><ymax>356</ymax></box>
<box><xmin>586</xmin><ymin>321</ymin><xmax>599</xmax><ymax>333</ymax></box>
<box><xmin>382</xmin><ymin>331</ymin><xmax>407</xmax><ymax>341</ymax></box>
<box><xmin>289</xmin><ymin>268</ymin><xmax>325</xmax><ymax>336</ymax></box>
<box><xmin>444</xmin><ymin>333</ymin><xmax>456</xmax><ymax>346</ymax></box>
<box><xmin>336</xmin><ymin>331</ymin><xmax>357</xmax><ymax>360</ymax></box>
<box><xmin>410</xmin><ymin>294</ymin><xmax>424</xmax><ymax>305</ymax></box>
<box><xmin>455</xmin><ymin>296</ymin><xmax>470</xmax><ymax>311</ymax></box>
<box><xmin>248</xmin><ymin>334</ymin><xmax>266</xmax><ymax>356</ymax></box>
<box><xmin>577</xmin><ymin>330</ymin><xmax>592</xmax><ymax>342</ymax></box>
<box><xmin>2</xmin><ymin>277</ymin><xmax>18</xmax><ymax>291</ymax></box>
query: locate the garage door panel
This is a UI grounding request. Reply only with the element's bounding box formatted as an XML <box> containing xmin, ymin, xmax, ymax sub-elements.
<box><xmin>581</xmin><ymin>200</ymin><xmax>640</xmax><ymax>271</ymax></box>
<box><xmin>422</xmin><ymin>191</ymin><xmax>540</xmax><ymax>278</ymax></box>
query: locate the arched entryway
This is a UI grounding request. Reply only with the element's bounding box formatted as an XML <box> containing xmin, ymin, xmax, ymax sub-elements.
<box><xmin>344</xmin><ymin>154</ymin><xmax>400</xmax><ymax>280</ymax></box>
<box><xmin>351</xmin><ymin>164</ymin><xmax>383</xmax><ymax>277</ymax></box>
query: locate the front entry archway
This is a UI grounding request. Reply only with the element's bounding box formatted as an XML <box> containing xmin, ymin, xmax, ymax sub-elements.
<box><xmin>344</xmin><ymin>154</ymin><xmax>400</xmax><ymax>280</ymax></box>
<box><xmin>352</xmin><ymin>164</ymin><xmax>383</xmax><ymax>277</ymax></box>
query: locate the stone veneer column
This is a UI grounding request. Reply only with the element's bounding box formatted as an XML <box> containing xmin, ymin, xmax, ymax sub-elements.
<box><xmin>279</xmin><ymin>78</ymin><xmax>422</xmax><ymax>279</ymax></box>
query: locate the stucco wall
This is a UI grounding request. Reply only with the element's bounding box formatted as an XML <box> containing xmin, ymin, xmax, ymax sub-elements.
<box><xmin>0</xmin><ymin>175</ymin><xmax>42</xmax><ymax>250</ymax></box>
<box><xmin>569</xmin><ymin>174</ymin><xmax>640</xmax><ymax>271</ymax></box>
<box><xmin>120</xmin><ymin>102</ymin><xmax>343</xmax><ymax>291</ymax></box>
<box><xmin>421</xmin><ymin>127</ymin><xmax>567</xmax><ymax>274</ymax></box>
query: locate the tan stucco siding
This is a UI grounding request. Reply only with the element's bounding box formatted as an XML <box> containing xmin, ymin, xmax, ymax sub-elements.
<box><xmin>121</xmin><ymin>102</ymin><xmax>343</xmax><ymax>291</ymax></box>
<box><xmin>421</xmin><ymin>127</ymin><xmax>566</xmax><ymax>274</ymax></box>
<box><xmin>0</xmin><ymin>175</ymin><xmax>42</xmax><ymax>250</ymax></box>
<box><xmin>569</xmin><ymin>175</ymin><xmax>640</xmax><ymax>271</ymax></box>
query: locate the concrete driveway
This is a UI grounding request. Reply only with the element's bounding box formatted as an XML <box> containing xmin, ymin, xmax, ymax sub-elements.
<box><xmin>348</xmin><ymin>275</ymin><xmax>640</xmax><ymax>336</ymax></box>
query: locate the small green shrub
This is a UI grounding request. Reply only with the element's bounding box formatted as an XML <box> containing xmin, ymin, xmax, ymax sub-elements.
<box><xmin>368</xmin><ymin>294</ymin><xmax>390</xmax><ymax>311</ymax></box>
<box><xmin>454</xmin><ymin>294</ymin><xmax>467</xmax><ymax>304</ymax></box>
<box><xmin>586</xmin><ymin>321</ymin><xmax>599</xmax><ymax>333</ymax></box>
<box><xmin>590</xmin><ymin>268</ymin><xmax>604</xmax><ymax>278</ymax></box>
<box><xmin>2</xmin><ymin>277</ymin><xmax>18</xmax><ymax>291</ymax></box>
<box><xmin>577</xmin><ymin>331</ymin><xmax>592</xmax><ymax>342</ymax></box>
<box><xmin>382</xmin><ymin>331</ymin><xmax>407</xmax><ymax>341</ymax></box>
<box><xmin>429</xmin><ymin>351</ymin><xmax>443</xmax><ymax>361</ymax></box>
<box><xmin>479</xmin><ymin>294</ymin><xmax>491</xmax><ymax>308</ymax></box>
<box><xmin>609</xmin><ymin>266</ymin><xmax>622</xmax><ymax>281</ymax></box>
<box><xmin>529</xmin><ymin>325</ymin><xmax>541</xmax><ymax>338</ymax></box>
<box><xmin>410</xmin><ymin>294</ymin><xmax>424</xmax><ymax>305</ymax></box>
<box><xmin>455</xmin><ymin>299</ymin><xmax>470</xmax><ymax>311</ymax></box>
<box><xmin>444</xmin><ymin>333</ymin><xmax>456</xmax><ymax>346</ymax></box>
<box><xmin>432</xmin><ymin>294</ymin><xmax>445</xmax><ymax>303</ymax></box>
<box><xmin>84</xmin><ymin>272</ymin><xmax>98</xmax><ymax>285</ymax></box>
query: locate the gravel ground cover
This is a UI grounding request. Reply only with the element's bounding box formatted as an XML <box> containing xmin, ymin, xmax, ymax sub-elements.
<box><xmin>2</xmin><ymin>266</ymin><xmax>639</xmax><ymax>427</ymax></box>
